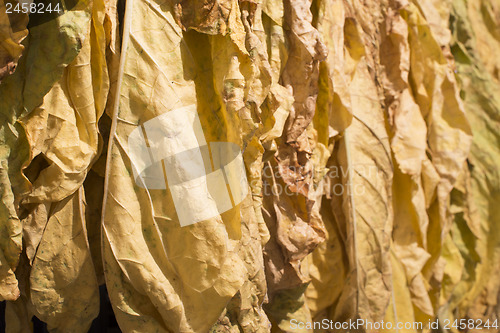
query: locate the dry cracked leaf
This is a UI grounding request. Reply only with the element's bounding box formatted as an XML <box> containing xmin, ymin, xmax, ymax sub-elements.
<box><xmin>0</xmin><ymin>0</ymin><xmax>28</xmax><ymax>82</ymax></box>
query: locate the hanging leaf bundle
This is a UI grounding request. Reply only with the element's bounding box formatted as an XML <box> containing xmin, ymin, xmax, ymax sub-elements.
<box><xmin>0</xmin><ymin>0</ymin><xmax>498</xmax><ymax>332</ymax></box>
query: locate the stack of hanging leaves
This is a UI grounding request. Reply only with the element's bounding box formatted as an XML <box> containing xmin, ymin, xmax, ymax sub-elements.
<box><xmin>0</xmin><ymin>0</ymin><xmax>498</xmax><ymax>332</ymax></box>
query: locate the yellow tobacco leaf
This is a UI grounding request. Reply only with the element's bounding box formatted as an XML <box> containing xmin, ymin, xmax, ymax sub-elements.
<box><xmin>401</xmin><ymin>4</ymin><xmax>472</xmax><ymax>314</ymax></box>
<box><xmin>305</xmin><ymin>3</ymin><xmax>395</xmax><ymax>329</ymax></box>
<box><xmin>440</xmin><ymin>233</ymin><xmax>464</xmax><ymax>306</ymax></box>
<box><xmin>335</xmin><ymin>38</ymin><xmax>394</xmax><ymax>328</ymax></box>
<box><xmin>392</xmin><ymin>163</ymin><xmax>434</xmax><ymax>319</ymax></box>
<box><xmin>382</xmin><ymin>249</ymin><xmax>418</xmax><ymax>333</ymax></box>
<box><xmin>314</xmin><ymin>0</ymin><xmax>353</xmax><ymax>140</ymax></box>
<box><xmin>30</xmin><ymin>187</ymin><xmax>99</xmax><ymax>332</ymax></box>
<box><xmin>83</xmin><ymin>169</ymin><xmax>105</xmax><ymax>284</ymax></box>
<box><xmin>464</xmin><ymin>0</ymin><xmax>500</xmax><ymax>85</ymax></box>
<box><xmin>21</xmin><ymin>202</ymin><xmax>49</xmax><ymax>265</ymax></box>
<box><xmin>302</xmin><ymin>1</ymin><xmax>369</xmax><ymax>325</ymax></box>
<box><xmin>379</xmin><ymin>3</ymin><xmax>436</xmax><ymax>320</ymax></box>
<box><xmin>445</xmin><ymin>0</ymin><xmax>500</xmax><ymax>325</ymax></box>
<box><xmin>101</xmin><ymin>0</ymin><xmax>257</xmax><ymax>330</ymax></box>
<box><xmin>211</xmin><ymin>197</ymin><xmax>271</xmax><ymax>333</ymax></box>
<box><xmin>0</xmin><ymin>0</ymin><xmax>94</xmax><ymax>306</ymax></box>
<box><xmin>0</xmin><ymin>249</ymin><xmax>19</xmax><ymax>301</ymax></box>
<box><xmin>304</xmin><ymin>193</ymin><xmax>348</xmax><ymax>319</ymax></box>
<box><xmin>172</xmin><ymin>0</ymin><xmax>235</xmax><ymax>35</ymax></box>
<box><xmin>20</xmin><ymin>4</ymin><xmax>102</xmax><ymax>204</ymax></box>
<box><xmin>0</xmin><ymin>160</ymin><xmax>21</xmax><ymax>301</ymax></box>
<box><xmin>1</xmin><ymin>1</ymin><xmax>108</xmax><ymax>330</ymax></box>
<box><xmin>209</xmin><ymin>3</ymin><xmax>283</xmax><ymax>328</ymax></box>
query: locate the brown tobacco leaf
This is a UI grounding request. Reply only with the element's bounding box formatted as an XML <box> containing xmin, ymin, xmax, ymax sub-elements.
<box><xmin>262</xmin><ymin>136</ymin><xmax>327</xmax><ymax>294</ymax></box>
<box><xmin>262</xmin><ymin>158</ymin><xmax>318</xmax><ymax>293</ymax></box>
<box><xmin>172</xmin><ymin>0</ymin><xmax>234</xmax><ymax>35</ymax></box>
<box><xmin>303</xmin><ymin>0</ymin><xmax>357</xmax><ymax>322</ymax></box>
<box><xmin>281</xmin><ymin>0</ymin><xmax>327</xmax><ymax>143</ymax></box>
<box><xmin>261</xmin><ymin>0</ymin><xmax>327</xmax><ymax>292</ymax></box>
<box><xmin>260</xmin><ymin>2</ymin><xmax>331</xmax><ymax>331</ymax></box>
<box><xmin>0</xmin><ymin>0</ymin><xmax>28</xmax><ymax>82</ymax></box>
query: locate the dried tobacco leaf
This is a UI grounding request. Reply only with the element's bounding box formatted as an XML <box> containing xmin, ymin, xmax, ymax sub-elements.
<box><xmin>0</xmin><ymin>0</ymin><xmax>93</xmax><ymax>306</ymax></box>
<box><xmin>261</xmin><ymin>0</ymin><xmax>327</xmax><ymax>302</ymax></box>
<box><xmin>439</xmin><ymin>0</ymin><xmax>500</xmax><ymax>328</ymax></box>
<box><xmin>101</xmin><ymin>0</ymin><xmax>261</xmax><ymax>331</ymax></box>
<box><xmin>337</xmin><ymin>55</ymin><xmax>394</xmax><ymax>328</ymax></box>
<box><xmin>401</xmin><ymin>3</ymin><xmax>472</xmax><ymax>319</ymax></box>
<box><xmin>30</xmin><ymin>187</ymin><xmax>99</xmax><ymax>332</ymax></box>
<box><xmin>309</xmin><ymin>8</ymin><xmax>394</xmax><ymax>329</ymax></box>
<box><xmin>1</xmin><ymin>0</ymin><xmax>106</xmax><ymax>329</ymax></box>
<box><xmin>379</xmin><ymin>1</ymin><xmax>434</xmax><ymax>320</ymax></box>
